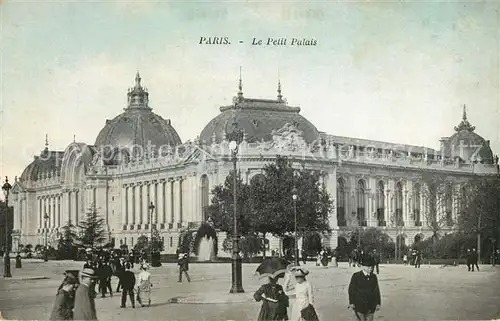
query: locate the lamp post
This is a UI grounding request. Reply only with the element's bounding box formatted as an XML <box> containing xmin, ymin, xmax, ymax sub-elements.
<box><xmin>2</xmin><ymin>177</ymin><xmax>12</xmax><ymax>278</ymax></box>
<box><xmin>148</xmin><ymin>202</ymin><xmax>155</xmax><ymax>265</ymax></box>
<box><xmin>228</xmin><ymin>123</ymin><xmax>244</xmax><ymax>293</ymax></box>
<box><xmin>44</xmin><ymin>214</ymin><xmax>49</xmax><ymax>262</ymax></box>
<box><xmin>291</xmin><ymin>187</ymin><xmax>299</xmax><ymax>266</ymax></box>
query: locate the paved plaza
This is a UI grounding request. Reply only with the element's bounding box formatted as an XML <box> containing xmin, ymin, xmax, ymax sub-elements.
<box><xmin>0</xmin><ymin>260</ymin><xmax>499</xmax><ymax>320</ymax></box>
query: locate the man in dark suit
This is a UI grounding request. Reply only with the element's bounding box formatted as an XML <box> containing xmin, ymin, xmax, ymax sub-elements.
<box><xmin>472</xmin><ymin>248</ymin><xmax>480</xmax><ymax>271</ymax></box>
<box><xmin>74</xmin><ymin>268</ymin><xmax>98</xmax><ymax>321</ymax></box>
<box><xmin>119</xmin><ymin>263</ymin><xmax>136</xmax><ymax>308</ymax></box>
<box><xmin>348</xmin><ymin>256</ymin><xmax>381</xmax><ymax>321</ymax></box>
<box><xmin>178</xmin><ymin>253</ymin><xmax>191</xmax><ymax>283</ymax></box>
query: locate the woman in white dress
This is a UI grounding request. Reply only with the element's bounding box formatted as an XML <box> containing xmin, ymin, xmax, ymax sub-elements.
<box><xmin>285</xmin><ymin>268</ymin><xmax>318</xmax><ymax>321</ymax></box>
<box><xmin>136</xmin><ymin>263</ymin><xmax>152</xmax><ymax>307</ymax></box>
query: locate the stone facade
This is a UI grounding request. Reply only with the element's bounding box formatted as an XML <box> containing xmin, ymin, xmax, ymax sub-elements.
<box><xmin>8</xmin><ymin>75</ymin><xmax>499</xmax><ymax>255</ymax></box>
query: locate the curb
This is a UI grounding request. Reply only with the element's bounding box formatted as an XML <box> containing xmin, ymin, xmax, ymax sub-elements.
<box><xmin>168</xmin><ymin>293</ymin><xmax>253</xmax><ymax>304</ymax></box>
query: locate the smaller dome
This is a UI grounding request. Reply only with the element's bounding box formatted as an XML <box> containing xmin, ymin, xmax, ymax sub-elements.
<box><xmin>443</xmin><ymin>105</ymin><xmax>494</xmax><ymax>163</ymax></box>
<box><xmin>20</xmin><ymin>148</ymin><xmax>64</xmax><ymax>182</ymax></box>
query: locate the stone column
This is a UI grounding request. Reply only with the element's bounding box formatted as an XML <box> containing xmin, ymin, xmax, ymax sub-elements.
<box><xmin>38</xmin><ymin>197</ymin><xmax>42</xmax><ymax>229</ymax></box>
<box><xmin>122</xmin><ymin>185</ymin><xmax>128</xmax><ymax>227</ymax></box>
<box><xmin>67</xmin><ymin>191</ymin><xmax>72</xmax><ymax>224</ymax></box>
<box><xmin>167</xmin><ymin>180</ymin><xmax>173</xmax><ymax>223</ymax></box>
<box><xmin>143</xmin><ymin>182</ymin><xmax>150</xmax><ymax>225</ymax></box>
<box><xmin>129</xmin><ymin>185</ymin><xmax>135</xmax><ymax>225</ymax></box>
<box><xmin>173</xmin><ymin>179</ymin><xmax>180</xmax><ymax>225</ymax></box>
<box><xmin>56</xmin><ymin>196</ymin><xmax>60</xmax><ymax>228</ymax></box>
<box><xmin>452</xmin><ymin>184</ymin><xmax>460</xmax><ymax>224</ymax></box>
<box><xmin>324</xmin><ymin>172</ymin><xmax>338</xmax><ymax>229</ymax></box>
<box><xmin>179</xmin><ymin>178</ymin><xmax>184</xmax><ymax>225</ymax></box>
<box><xmin>158</xmin><ymin>181</ymin><xmax>164</xmax><ymax>224</ymax></box>
<box><xmin>420</xmin><ymin>183</ymin><xmax>427</xmax><ymax>227</ymax></box>
<box><xmin>136</xmin><ymin>184</ymin><xmax>143</xmax><ymax>225</ymax></box>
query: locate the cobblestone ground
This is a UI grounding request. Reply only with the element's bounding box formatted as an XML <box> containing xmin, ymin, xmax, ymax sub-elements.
<box><xmin>1</xmin><ymin>260</ymin><xmax>499</xmax><ymax>320</ymax></box>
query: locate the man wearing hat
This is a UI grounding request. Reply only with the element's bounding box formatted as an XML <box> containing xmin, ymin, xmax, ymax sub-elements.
<box><xmin>50</xmin><ymin>270</ymin><xmax>79</xmax><ymax>320</ymax></box>
<box><xmin>74</xmin><ymin>268</ymin><xmax>98</xmax><ymax>321</ymax></box>
<box><xmin>348</xmin><ymin>256</ymin><xmax>381</xmax><ymax>321</ymax></box>
<box><xmin>177</xmin><ymin>253</ymin><xmax>191</xmax><ymax>283</ymax></box>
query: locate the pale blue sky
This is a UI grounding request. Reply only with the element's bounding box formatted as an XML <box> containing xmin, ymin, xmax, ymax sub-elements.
<box><xmin>1</xmin><ymin>1</ymin><xmax>499</xmax><ymax>183</ymax></box>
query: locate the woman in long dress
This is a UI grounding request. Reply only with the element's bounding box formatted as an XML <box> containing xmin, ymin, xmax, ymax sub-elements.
<box><xmin>136</xmin><ymin>263</ymin><xmax>152</xmax><ymax>307</ymax></box>
<box><xmin>285</xmin><ymin>268</ymin><xmax>318</xmax><ymax>321</ymax></box>
<box><xmin>254</xmin><ymin>277</ymin><xmax>289</xmax><ymax>321</ymax></box>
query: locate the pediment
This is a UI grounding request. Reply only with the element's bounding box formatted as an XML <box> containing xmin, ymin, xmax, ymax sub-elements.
<box><xmin>11</xmin><ymin>181</ymin><xmax>27</xmax><ymax>194</ymax></box>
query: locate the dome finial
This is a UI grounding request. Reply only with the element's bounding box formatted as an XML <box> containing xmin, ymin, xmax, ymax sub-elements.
<box><xmin>237</xmin><ymin>66</ymin><xmax>243</xmax><ymax>101</ymax></box>
<box><xmin>277</xmin><ymin>70</ymin><xmax>283</xmax><ymax>102</ymax></box>
<box><xmin>135</xmin><ymin>71</ymin><xmax>141</xmax><ymax>89</ymax></box>
<box><xmin>454</xmin><ymin>104</ymin><xmax>475</xmax><ymax>132</ymax></box>
<box><xmin>45</xmin><ymin>134</ymin><xmax>49</xmax><ymax>151</ymax></box>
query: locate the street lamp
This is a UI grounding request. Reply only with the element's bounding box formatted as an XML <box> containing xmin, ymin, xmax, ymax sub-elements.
<box><xmin>44</xmin><ymin>214</ymin><xmax>49</xmax><ymax>262</ymax></box>
<box><xmin>291</xmin><ymin>187</ymin><xmax>299</xmax><ymax>266</ymax></box>
<box><xmin>148</xmin><ymin>202</ymin><xmax>155</xmax><ymax>265</ymax></box>
<box><xmin>228</xmin><ymin>124</ymin><xmax>244</xmax><ymax>293</ymax></box>
<box><xmin>2</xmin><ymin>176</ymin><xmax>12</xmax><ymax>278</ymax></box>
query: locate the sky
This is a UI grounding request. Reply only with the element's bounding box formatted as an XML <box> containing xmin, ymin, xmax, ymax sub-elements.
<box><xmin>1</xmin><ymin>0</ymin><xmax>499</xmax><ymax>188</ymax></box>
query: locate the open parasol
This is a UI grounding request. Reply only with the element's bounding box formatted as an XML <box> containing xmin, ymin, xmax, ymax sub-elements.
<box><xmin>255</xmin><ymin>257</ymin><xmax>292</xmax><ymax>279</ymax></box>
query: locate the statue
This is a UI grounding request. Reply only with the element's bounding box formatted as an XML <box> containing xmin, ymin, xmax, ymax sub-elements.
<box><xmin>495</xmin><ymin>155</ymin><xmax>499</xmax><ymax>165</ymax></box>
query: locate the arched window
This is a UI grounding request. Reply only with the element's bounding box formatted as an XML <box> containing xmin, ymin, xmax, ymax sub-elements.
<box><xmin>395</xmin><ymin>182</ymin><xmax>403</xmax><ymax>226</ymax></box>
<box><xmin>413</xmin><ymin>183</ymin><xmax>421</xmax><ymax>225</ymax></box>
<box><xmin>376</xmin><ymin>181</ymin><xmax>385</xmax><ymax>225</ymax></box>
<box><xmin>200</xmin><ymin>175</ymin><xmax>210</xmax><ymax>221</ymax></box>
<box><xmin>357</xmin><ymin>180</ymin><xmax>366</xmax><ymax>225</ymax></box>
<box><xmin>337</xmin><ymin>178</ymin><xmax>346</xmax><ymax>226</ymax></box>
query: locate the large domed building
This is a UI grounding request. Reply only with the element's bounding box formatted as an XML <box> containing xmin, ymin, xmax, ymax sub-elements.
<box><xmin>8</xmin><ymin>73</ymin><xmax>499</xmax><ymax>257</ymax></box>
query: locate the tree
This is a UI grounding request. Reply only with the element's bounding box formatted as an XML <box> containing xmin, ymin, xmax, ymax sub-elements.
<box><xmin>57</xmin><ymin>221</ymin><xmax>77</xmax><ymax>260</ymax></box>
<box><xmin>458</xmin><ymin>176</ymin><xmax>500</xmax><ymax>259</ymax></box>
<box><xmin>349</xmin><ymin>228</ymin><xmax>394</xmax><ymax>258</ymax></box>
<box><xmin>206</xmin><ymin>171</ymin><xmax>254</xmax><ymax>237</ymax></box>
<box><xmin>254</xmin><ymin>156</ymin><xmax>332</xmax><ymax>238</ymax></box>
<box><xmin>419</xmin><ymin>172</ymin><xmax>459</xmax><ymax>240</ymax></box>
<box><xmin>76</xmin><ymin>205</ymin><xmax>107</xmax><ymax>249</ymax></box>
<box><xmin>133</xmin><ymin>235</ymin><xmax>149</xmax><ymax>252</ymax></box>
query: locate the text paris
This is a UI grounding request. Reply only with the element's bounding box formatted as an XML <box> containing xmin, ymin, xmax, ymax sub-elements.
<box><xmin>252</xmin><ymin>37</ymin><xmax>317</xmax><ymax>46</ymax></box>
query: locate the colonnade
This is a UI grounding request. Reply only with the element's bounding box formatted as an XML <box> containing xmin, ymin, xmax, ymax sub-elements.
<box><xmin>121</xmin><ymin>174</ymin><xmax>210</xmax><ymax>230</ymax></box>
<box><xmin>336</xmin><ymin>176</ymin><xmax>462</xmax><ymax>228</ymax></box>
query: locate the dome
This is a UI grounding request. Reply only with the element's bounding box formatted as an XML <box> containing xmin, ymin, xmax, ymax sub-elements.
<box><xmin>199</xmin><ymin>81</ymin><xmax>319</xmax><ymax>144</ymax></box>
<box><xmin>94</xmin><ymin>72</ymin><xmax>182</xmax><ymax>151</ymax></box>
<box><xmin>442</xmin><ymin>106</ymin><xmax>494</xmax><ymax>163</ymax></box>
<box><xmin>20</xmin><ymin>148</ymin><xmax>64</xmax><ymax>182</ymax></box>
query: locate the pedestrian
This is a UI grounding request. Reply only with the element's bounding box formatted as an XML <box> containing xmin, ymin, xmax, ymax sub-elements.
<box><xmin>119</xmin><ymin>263</ymin><xmax>136</xmax><ymax>308</ymax></box>
<box><xmin>472</xmin><ymin>248</ymin><xmax>480</xmax><ymax>271</ymax></box>
<box><xmin>177</xmin><ymin>253</ymin><xmax>191</xmax><ymax>283</ymax></box>
<box><xmin>254</xmin><ymin>276</ymin><xmax>289</xmax><ymax>321</ymax></box>
<box><xmin>286</xmin><ymin>268</ymin><xmax>318</xmax><ymax>321</ymax></box>
<box><xmin>97</xmin><ymin>262</ymin><xmax>112</xmax><ymax>298</ymax></box>
<box><xmin>371</xmin><ymin>250</ymin><xmax>380</xmax><ymax>274</ymax></box>
<box><xmin>414</xmin><ymin>251</ymin><xmax>422</xmax><ymax>268</ymax></box>
<box><xmin>50</xmin><ymin>270</ymin><xmax>79</xmax><ymax>320</ymax></box>
<box><xmin>466</xmin><ymin>249</ymin><xmax>472</xmax><ymax>271</ymax></box>
<box><xmin>115</xmin><ymin>258</ymin><xmax>125</xmax><ymax>293</ymax></box>
<box><xmin>136</xmin><ymin>263</ymin><xmax>152</xmax><ymax>307</ymax></box>
<box><xmin>301</xmin><ymin>249</ymin><xmax>307</xmax><ymax>265</ymax></box>
<box><xmin>73</xmin><ymin>268</ymin><xmax>98</xmax><ymax>321</ymax></box>
<box><xmin>348</xmin><ymin>256</ymin><xmax>381</xmax><ymax>321</ymax></box>
<box><xmin>402</xmin><ymin>254</ymin><xmax>408</xmax><ymax>266</ymax></box>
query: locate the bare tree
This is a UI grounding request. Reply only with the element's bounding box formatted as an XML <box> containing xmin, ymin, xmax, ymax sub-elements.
<box><xmin>419</xmin><ymin>173</ymin><xmax>460</xmax><ymax>240</ymax></box>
